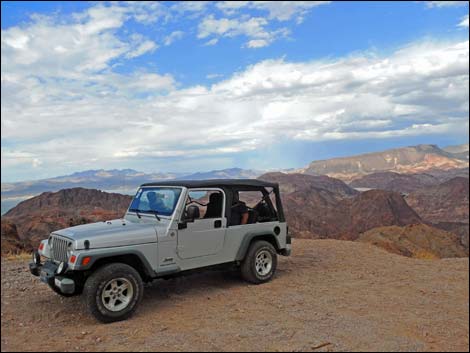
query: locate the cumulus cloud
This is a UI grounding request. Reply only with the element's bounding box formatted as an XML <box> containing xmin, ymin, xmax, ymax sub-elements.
<box><xmin>197</xmin><ymin>14</ymin><xmax>289</xmax><ymax>48</ymax></box>
<box><xmin>426</xmin><ymin>1</ymin><xmax>468</xmax><ymax>8</ymax></box>
<box><xmin>216</xmin><ymin>1</ymin><xmax>330</xmax><ymax>22</ymax></box>
<box><xmin>2</xmin><ymin>2</ymin><xmax>469</xmax><ymax>178</ymax></box>
<box><xmin>126</xmin><ymin>39</ymin><xmax>158</xmax><ymax>58</ymax></box>
<box><xmin>458</xmin><ymin>14</ymin><xmax>469</xmax><ymax>27</ymax></box>
<box><xmin>2</xmin><ymin>28</ymin><xmax>468</xmax><ymax>175</ymax></box>
<box><xmin>196</xmin><ymin>1</ymin><xmax>329</xmax><ymax>47</ymax></box>
<box><xmin>0</xmin><ymin>4</ymin><xmax>167</xmax><ymax>80</ymax></box>
<box><xmin>164</xmin><ymin>31</ymin><xmax>185</xmax><ymax>45</ymax></box>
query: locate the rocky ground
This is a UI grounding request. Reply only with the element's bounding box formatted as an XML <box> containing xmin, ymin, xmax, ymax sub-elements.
<box><xmin>1</xmin><ymin>239</ymin><xmax>469</xmax><ymax>352</ymax></box>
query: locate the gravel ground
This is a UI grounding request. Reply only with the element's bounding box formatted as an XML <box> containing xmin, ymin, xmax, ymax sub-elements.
<box><xmin>1</xmin><ymin>239</ymin><xmax>469</xmax><ymax>352</ymax></box>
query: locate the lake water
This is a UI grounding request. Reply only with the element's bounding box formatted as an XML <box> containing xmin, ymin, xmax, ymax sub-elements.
<box><xmin>1</xmin><ymin>198</ymin><xmax>26</xmax><ymax>215</ymax></box>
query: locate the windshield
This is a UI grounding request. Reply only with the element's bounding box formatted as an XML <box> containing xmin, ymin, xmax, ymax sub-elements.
<box><xmin>129</xmin><ymin>187</ymin><xmax>182</xmax><ymax>217</ymax></box>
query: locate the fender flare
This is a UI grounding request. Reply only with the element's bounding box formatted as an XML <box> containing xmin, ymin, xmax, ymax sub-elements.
<box><xmin>235</xmin><ymin>231</ymin><xmax>281</xmax><ymax>261</ymax></box>
<box><xmin>75</xmin><ymin>249</ymin><xmax>157</xmax><ymax>278</ymax></box>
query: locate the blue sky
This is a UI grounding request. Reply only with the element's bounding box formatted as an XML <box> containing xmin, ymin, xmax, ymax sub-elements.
<box><xmin>1</xmin><ymin>1</ymin><xmax>469</xmax><ymax>181</ymax></box>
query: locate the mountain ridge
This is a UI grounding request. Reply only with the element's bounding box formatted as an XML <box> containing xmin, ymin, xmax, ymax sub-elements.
<box><xmin>303</xmin><ymin>143</ymin><xmax>468</xmax><ymax>181</ymax></box>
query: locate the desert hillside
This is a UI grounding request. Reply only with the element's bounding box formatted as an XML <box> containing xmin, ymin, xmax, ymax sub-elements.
<box><xmin>349</xmin><ymin>171</ymin><xmax>440</xmax><ymax>193</ymax></box>
<box><xmin>405</xmin><ymin>177</ymin><xmax>469</xmax><ymax>224</ymax></box>
<box><xmin>1</xmin><ymin>188</ymin><xmax>132</xmax><ymax>253</ymax></box>
<box><xmin>260</xmin><ymin>172</ymin><xmax>422</xmax><ymax>240</ymax></box>
<box><xmin>2</xmin><ymin>171</ymin><xmax>469</xmax><ymax>260</ymax></box>
<box><xmin>303</xmin><ymin>144</ymin><xmax>468</xmax><ymax>181</ymax></box>
<box><xmin>358</xmin><ymin>224</ymin><xmax>468</xmax><ymax>258</ymax></box>
<box><xmin>1</xmin><ymin>239</ymin><xmax>468</xmax><ymax>352</ymax></box>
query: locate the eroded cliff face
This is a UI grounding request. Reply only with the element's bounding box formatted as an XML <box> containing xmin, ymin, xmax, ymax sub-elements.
<box><xmin>1</xmin><ymin>188</ymin><xmax>132</xmax><ymax>253</ymax></box>
<box><xmin>406</xmin><ymin>177</ymin><xmax>469</xmax><ymax>224</ymax></box>
<box><xmin>260</xmin><ymin>172</ymin><xmax>421</xmax><ymax>240</ymax></box>
<box><xmin>302</xmin><ymin>144</ymin><xmax>468</xmax><ymax>182</ymax></box>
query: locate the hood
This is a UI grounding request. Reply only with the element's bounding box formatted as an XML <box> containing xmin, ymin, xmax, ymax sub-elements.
<box><xmin>53</xmin><ymin>218</ymin><xmax>164</xmax><ymax>250</ymax></box>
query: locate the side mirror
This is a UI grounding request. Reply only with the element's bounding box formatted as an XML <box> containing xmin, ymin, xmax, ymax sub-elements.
<box><xmin>179</xmin><ymin>205</ymin><xmax>200</xmax><ymax>229</ymax></box>
<box><xmin>185</xmin><ymin>205</ymin><xmax>200</xmax><ymax>222</ymax></box>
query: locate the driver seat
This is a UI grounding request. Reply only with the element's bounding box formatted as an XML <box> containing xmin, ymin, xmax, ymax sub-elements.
<box><xmin>204</xmin><ymin>193</ymin><xmax>223</xmax><ymax>218</ymax></box>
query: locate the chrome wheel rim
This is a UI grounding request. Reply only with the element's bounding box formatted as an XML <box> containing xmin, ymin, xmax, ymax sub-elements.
<box><xmin>101</xmin><ymin>278</ymin><xmax>134</xmax><ymax>312</ymax></box>
<box><xmin>255</xmin><ymin>250</ymin><xmax>273</xmax><ymax>276</ymax></box>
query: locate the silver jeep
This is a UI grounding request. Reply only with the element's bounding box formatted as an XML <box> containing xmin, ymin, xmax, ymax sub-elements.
<box><xmin>29</xmin><ymin>179</ymin><xmax>291</xmax><ymax>323</ymax></box>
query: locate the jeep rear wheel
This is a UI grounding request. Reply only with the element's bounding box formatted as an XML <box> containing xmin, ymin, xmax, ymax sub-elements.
<box><xmin>83</xmin><ymin>263</ymin><xmax>143</xmax><ymax>323</ymax></box>
<box><xmin>241</xmin><ymin>240</ymin><xmax>277</xmax><ymax>284</ymax></box>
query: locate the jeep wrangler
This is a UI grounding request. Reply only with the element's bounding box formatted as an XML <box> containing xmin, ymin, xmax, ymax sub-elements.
<box><xmin>29</xmin><ymin>179</ymin><xmax>291</xmax><ymax>323</ymax></box>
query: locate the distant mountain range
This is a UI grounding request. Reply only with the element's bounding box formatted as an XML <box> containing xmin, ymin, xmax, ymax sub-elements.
<box><xmin>1</xmin><ymin>167</ymin><xmax>264</xmax><ymax>200</ymax></box>
<box><xmin>1</xmin><ymin>169</ymin><xmax>182</xmax><ymax>198</ymax></box>
<box><xmin>301</xmin><ymin>144</ymin><xmax>469</xmax><ymax>181</ymax></box>
<box><xmin>176</xmin><ymin>167</ymin><xmax>263</xmax><ymax>180</ymax></box>
<box><xmin>3</xmin><ymin>170</ymin><xmax>467</xmax><ymax>258</ymax></box>
<box><xmin>1</xmin><ymin>143</ymin><xmax>468</xmax><ymax>215</ymax></box>
<box><xmin>442</xmin><ymin>143</ymin><xmax>469</xmax><ymax>160</ymax></box>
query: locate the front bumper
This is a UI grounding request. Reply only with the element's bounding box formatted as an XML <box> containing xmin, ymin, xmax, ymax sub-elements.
<box><xmin>280</xmin><ymin>247</ymin><xmax>292</xmax><ymax>256</ymax></box>
<box><xmin>29</xmin><ymin>260</ymin><xmax>76</xmax><ymax>294</ymax></box>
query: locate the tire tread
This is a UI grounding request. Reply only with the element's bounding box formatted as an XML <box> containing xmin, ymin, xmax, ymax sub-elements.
<box><xmin>240</xmin><ymin>240</ymin><xmax>277</xmax><ymax>284</ymax></box>
<box><xmin>83</xmin><ymin>262</ymin><xmax>143</xmax><ymax>323</ymax></box>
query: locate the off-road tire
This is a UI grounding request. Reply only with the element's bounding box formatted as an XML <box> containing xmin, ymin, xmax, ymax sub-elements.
<box><xmin>241</xmin><ymin>240</ymin><xmax>277</xmax><ymax>284</ymax></box>
<box><xmin>83</xmin><ymin>263</ymin><xmax>143</xmax><ymax>323</ymax></box>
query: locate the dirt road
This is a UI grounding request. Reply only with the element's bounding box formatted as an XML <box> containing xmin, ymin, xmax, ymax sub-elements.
<box><xmin>1</xmin><ymin>239</ymin><xmax>469</xmax><ymax>352</ymax></box>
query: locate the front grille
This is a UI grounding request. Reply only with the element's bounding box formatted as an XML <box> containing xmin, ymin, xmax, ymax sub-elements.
<box><xmin>49</xmin><ymin>235</ymin><xmax>72</xmax><ymax>262</ymax></box>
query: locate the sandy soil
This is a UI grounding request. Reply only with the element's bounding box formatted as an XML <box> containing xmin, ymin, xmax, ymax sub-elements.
<box><xmin>1</xmin><ymin>239</ymin><xmax>469</xmax><ymax>352</ymax></box>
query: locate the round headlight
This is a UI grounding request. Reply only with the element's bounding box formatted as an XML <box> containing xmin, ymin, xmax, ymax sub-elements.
<box><xmin>57</xmin><ymin>262</ymin><xmax>67</xmax><ymax>274</ymax></box>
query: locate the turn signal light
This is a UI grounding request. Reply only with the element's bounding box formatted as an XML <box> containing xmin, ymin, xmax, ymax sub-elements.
<box><xmin>69</xmin><ymin>255</ymin><xmax>77</xmax><ymax>264</ymax></box>
<box><xmin>82</xmin><ymin>257</ymin><xmax>91</xmax><ymax>266</ymax></box>
<box><xmin>38</xmin><ymin>243</ymin><xmax>44</xmax><ymax>251</ymax></box>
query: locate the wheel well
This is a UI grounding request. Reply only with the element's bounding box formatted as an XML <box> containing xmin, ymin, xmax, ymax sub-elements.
<box><xmin>249</xmin><ymin>234</ymin><xmax>280</xmax><ymax>253</ymax></box>
<box><xmin>89</xmin><ymin>255</ymin><xmax>150</xmax><ymax>281</ymax></box>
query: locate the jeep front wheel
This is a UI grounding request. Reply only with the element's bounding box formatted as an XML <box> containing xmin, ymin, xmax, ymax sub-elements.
<box><xmin>241</xmin><ymin>240</ymin><xmax>277</xmax><ymax>284</ymax></box>
<box><xmin>83</xmin><ymin>263</ymin><xmax>143</xmax><ymax>323</ymax></box>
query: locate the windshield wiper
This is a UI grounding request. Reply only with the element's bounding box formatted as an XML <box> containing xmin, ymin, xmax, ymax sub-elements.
<box><xmin>149</xmin><ymin>210</ymin><xmax>161</xmax><ymax>221</ymax></box>
<box><xmin>129</xmin><ymin>208</ymin><xmax>161</xmax><ymax>221</ymax></box>
<box><xmin>129</xmin><ymin>208</ymin><xmax>142</xmax><ymax>219</ymax></box>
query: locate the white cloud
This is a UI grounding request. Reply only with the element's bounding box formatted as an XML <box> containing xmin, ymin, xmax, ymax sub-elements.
<box><xmin>204</xmin><ymin>38</ymin><xmax>219</xmax><ymax>46</ymax></box>
<box><xmin>2</xmin><ymin>34</ymin><xmax>468</xmax><ymax>176</ymax></box>
<box><xmin>125</xmin><ymin>1</ymin><xmax>172</xmax><ymax>24</ymax></box>
<box><xmin>126</xmin><ymin>40</ymin><xmax>158</xmax><ymax>58</ymax></box>
<box><xmin>1</xmin><ymin>2</ymin><xmax>469</xmax><ymax>178</ymax></box>
<box><xmin>426</xmin><ymin>1</ymin><xmax>468</xmax><ymax>8</ymax></box>
<box><xmin>171</xmin><ymin>1</ymin><xmax>211</xmax><ymax>14</ymax></box>
<box><xmin>0</xmin><ymin>4</ymin><xmax>167</xmax><ymax>80</ymax></box>
<box><xmin>197</xmin><ymin>1</ymin><xmax>329</xmax><ymax>47</ymax></box>
<box><xmin>206</xmin><ymin>73</ymin><xmax>224</xmax><ymax>79</ymax></box>
<box><xmin>246</xmin><ymin>39</ymin><xmax>269</xmax><ymax>48</ymax></box>
<box><xmin>458</xmin><ymin>14</ymin><xmax>469</xmax><ymax>27</ymax></box>
<box><xmin>197</xmin><ymin>15</ymin><xmax>289</xmax><ymax>48</ymax></box>
<box><xmin>198</xmin><ymin>15</ymin><xmax>240</xmax><ymax>38</ymax></box>
<box><xmin>164</xmin><ymin>31</ymin><xmax>184</xmax><ymax>45</ymax></box>
<box><xmin>216</xmin><ymin>1</ymin><xmax>330</xmax><ymax>21</ymax></box>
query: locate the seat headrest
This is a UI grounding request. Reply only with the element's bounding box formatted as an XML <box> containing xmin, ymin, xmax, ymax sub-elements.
<box><xmin>209</xmin><ymin>192</ymin><xmax>222</xmax><ymax>204</ymax></box>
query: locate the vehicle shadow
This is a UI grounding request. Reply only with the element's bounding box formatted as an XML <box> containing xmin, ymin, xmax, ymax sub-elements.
<box><xmin>40</xmin><ymin>262</ymin><xmax>294</xmax><ymax>324</ymax></box>
<box><xmin>139</xmin><ymin>266</ymin><xmax>292</xmax><ymax>310</ymax></box>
